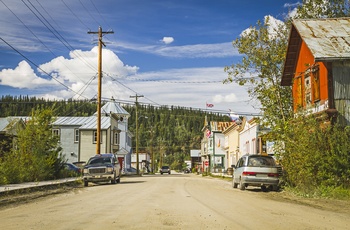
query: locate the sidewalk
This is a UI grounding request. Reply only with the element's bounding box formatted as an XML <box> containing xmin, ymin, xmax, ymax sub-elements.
<box><xmin>0</xmin><ymin>178</ymin><xmax>79</xmax><ymax>194</ymax></box>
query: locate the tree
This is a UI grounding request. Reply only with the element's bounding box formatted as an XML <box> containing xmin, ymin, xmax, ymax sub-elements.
<box><xmin>0</xmin><ymin>108</ymin><xmax>64</xmax><ymax>184</ymax></box>
<box><xmin>296</xmin><ymin>0</ymin><xmax>350</xmax><ymax>18</ymax></box>
<box><xmin>224</xmin><ymin>16</ymin><xmax>293</xmax><ymax>137</ymax></box>
<box><xmin>224</xmin><ymin>3</ymin><xmax>350</xmax><ymax>196</ymax></box>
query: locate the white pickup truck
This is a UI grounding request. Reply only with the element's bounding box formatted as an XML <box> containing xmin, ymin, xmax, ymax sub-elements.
<box><xmin>83</xmin><ymin>154</ymin><xmax>121</xmax><ymax>187</ymax></box>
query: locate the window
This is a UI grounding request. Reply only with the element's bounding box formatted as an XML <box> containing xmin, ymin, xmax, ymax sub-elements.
<box><xmin>52</xmin><ymin>129</ymin><xmax>60</xmax><ymax>142</ymax></box>
<box><xmin>312</xmin><ymin>66</ymin><xmax>320</xmax><ymax>102</ymax></box>
<box><xmin>74</xmin><ymin>129</ymin><xmax>79</xmax><ymax>143</ymax></box>
<box><xmin>114</xmin><ymin>131</ymin><xmax>120</xmax><ymax>145</ymax></box>
<box><xmin>304</xmin><ymin>72</ymin><xmax>312</xmax><ymax>106</ymax></box>
<box><xmin>93</xmin><ymin>131</ymin><xmax>102</xmax><ymax>144</ymax></box>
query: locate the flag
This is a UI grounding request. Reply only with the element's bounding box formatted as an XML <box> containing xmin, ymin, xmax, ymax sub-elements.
<box><xmin>206</xmin><ymin>129</ymin><xmax>211</xmax><ymax>138</ymax></box>
<box><xmin>206</xmin><ymin>103</ymin><xmax>214</xmax><ymax>108</ymax></box>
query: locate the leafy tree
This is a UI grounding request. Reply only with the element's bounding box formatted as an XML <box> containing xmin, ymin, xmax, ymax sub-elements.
<box><xmin>296</xmin><ymin>0</ymin><xmax>350</xmax><ymax>18</ymax></box>
<box><xmin>224</xmin><ymin>16</ymin><xmax>293</xmax><ymax>138</ymax></box>
<box><xmin>282</xmin><ymin>113</ymin><xmax>350</xmax><ymax>195</ymax></box>
<box><xmin>0</xmin><ymin>108</ymin><xmax>64</xmax><ymax>184</ymax></box>
<box><xmin>224</xmin><ymin>2</ymin><xmax>350</xmax><ymax>196</ymax></box>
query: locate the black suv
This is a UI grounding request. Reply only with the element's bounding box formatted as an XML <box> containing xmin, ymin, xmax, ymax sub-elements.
<box><xmin>160</xmin><ymin>165</ymin><xmax>171</xmax><ymax>174</ymax></box>
<box><xmin>83</xmin><ymin>154</ymin><xmax>121</xmax><ymax>187</ymax></box>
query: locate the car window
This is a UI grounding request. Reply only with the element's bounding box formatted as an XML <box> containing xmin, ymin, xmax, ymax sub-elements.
<box><xmin>247</xmin><ymin>156</ymin><xmax>276</xmax><ymax>167</ymax></box>
<box><xmin>237</xmin><ymin>158</ymin><xmax>245</xmax><ymax>168</ymax></box>
<box><xmin>88</xmin><ymin>157</ymin><xmax>112</xmax><ymax>165</ymax></box>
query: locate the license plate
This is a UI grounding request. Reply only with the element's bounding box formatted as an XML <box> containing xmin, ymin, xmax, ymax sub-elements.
<box><xmin>256</xmin><ymin>174</ymin><xmax>266</xmax><ymax>177</ymax></box>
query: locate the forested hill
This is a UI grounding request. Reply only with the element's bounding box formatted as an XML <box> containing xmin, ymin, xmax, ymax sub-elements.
<box><xmin>0</xmin><ymin>95</ymin><xmax>230</xmax><ymax>167</ymax></box>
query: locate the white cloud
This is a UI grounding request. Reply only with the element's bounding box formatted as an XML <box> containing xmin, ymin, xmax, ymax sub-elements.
<box><xmin>240</xmin><ymin>15</ymin><xmax>286</xmax><ymax>39</ymax></box>
<box><xmin>161</xmin><ymin>37</ymin><xmax>174</xmax><ymax>44</ymax></box>
<box><xmin>213</xmin><ymin>93</ymin><xmax>238</xmax><ymax>103</ymax></box>
<box><xmin>0</xmin><ymin>61</ymin><xmax>54</xmax><ymax>89</ymax></box>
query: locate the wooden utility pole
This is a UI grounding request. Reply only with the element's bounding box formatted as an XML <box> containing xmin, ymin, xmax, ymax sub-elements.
<box><xmin>130</xmin><ymin>94</ymin><xmax>144</xmax><ymax>174</ymax></box>
<box><xmin>88</xmin><ymin>27</ymin><xmax>114</xmax><ymax>155</ymax></box>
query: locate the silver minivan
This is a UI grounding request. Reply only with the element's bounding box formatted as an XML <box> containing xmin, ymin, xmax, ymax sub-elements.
<box><xmin>232</xmin><ymin>154</ymin><xmax>279</xmax><ymax>191</ymax></box>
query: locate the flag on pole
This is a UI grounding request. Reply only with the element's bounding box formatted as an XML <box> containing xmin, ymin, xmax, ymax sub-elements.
<box><xmin>206</xmin><ymin>102</ymin><xmax>214</xmax><ymax>108</ymax></box>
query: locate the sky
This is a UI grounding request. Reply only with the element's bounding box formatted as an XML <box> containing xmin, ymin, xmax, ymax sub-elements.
<box><xmin>0</xmin><ymin>0</ymin><xmax>298</xmax><ymax>116</ymax></box>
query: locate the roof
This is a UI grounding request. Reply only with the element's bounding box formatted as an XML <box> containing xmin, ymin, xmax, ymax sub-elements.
<box><xmin>282</xmin><ymin>17</ymin><xmax>350</xmax><ymax>86</ymax></box>
<box><xmin>95</xmin><ymin>101</ymin><xmax>130</xmax><ymax>117</ymax></box>
<box><xmin>79</xmin><ymin>116</ymin><xmax>111</xmax><ymax>130</ymax></box>
<box><xmin>52</xmin><ymin>117</ymin><xmax>91</xmax><ymax>126</ymax></box>
<box><xmin>209</xmin><ymin>121</ymin><xmax>234</xmax><ymax>132</ymax></box>
<box><xmin>0</xmin><ymin>117</ymin><xmax>21</xmax><ymax>131</ymax></box>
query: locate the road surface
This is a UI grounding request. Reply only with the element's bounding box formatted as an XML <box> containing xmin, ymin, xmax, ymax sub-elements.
<box><xmin>0</xmin><ymin>172</ymin><xmax>349</xmax><ymax>229</ymax></box>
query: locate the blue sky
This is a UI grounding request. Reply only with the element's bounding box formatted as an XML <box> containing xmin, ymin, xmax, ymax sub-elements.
<box><xmin>0</xmin><ymin>0</ymin><xmax>297</xmax><ymax>115</ymax></box>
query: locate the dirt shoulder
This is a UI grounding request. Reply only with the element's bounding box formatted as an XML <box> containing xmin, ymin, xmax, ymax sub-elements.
<box><xmin>264</xmin><ymin>189</ymin><xmax>350</xmax><ymax>214</ymax></box>
<box><xmin>0</xmin><ymin>181</ymin><xmax>83</xmax><ymax>210</ymax></box>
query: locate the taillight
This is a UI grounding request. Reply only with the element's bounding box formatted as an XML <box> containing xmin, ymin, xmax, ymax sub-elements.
<box><xmin>268</xmin><ymin>173</ymin><xmax>279</xmax><ymax>177</ymax></box>
<box><xmin>242</xmin><ymin>171</ymin><xmax>256</xmax><ymax>176</ymax></box>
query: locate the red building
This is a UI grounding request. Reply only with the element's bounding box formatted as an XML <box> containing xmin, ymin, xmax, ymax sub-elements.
<box><xmin>282</xmin><ymin>18</ymin><xmax>350</xmax><ymax>125</ymax></box>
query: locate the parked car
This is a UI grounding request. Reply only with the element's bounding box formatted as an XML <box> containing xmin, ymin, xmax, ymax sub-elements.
<box><xmin>232</xmin><ymin>154</ymin><xmax>279</xmax><ymax>191</ymax></box>
<box><xmin>83</xmin><ymin>154</ymin><xmax>121</xmax><ymax>187</ymax></box>
<box><xmin>160</xmin><ymin>165</ymin><xmax>171</xmax><ymax>174</ymax></box>
<box><xmin>63</xmin><ymin>163</ymin><xmax>82</xmax><ymax>176</ymax></box>
<box><xmin>124</xmin><ymin>167</ymin><xmax>137</xmax><ymax>175</ymax></box>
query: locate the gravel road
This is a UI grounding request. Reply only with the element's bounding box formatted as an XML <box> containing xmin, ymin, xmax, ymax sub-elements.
<box><xmin>0</xmin><ymin>172</ymin><xmax>349</xmax><ymax>230</ymax></box>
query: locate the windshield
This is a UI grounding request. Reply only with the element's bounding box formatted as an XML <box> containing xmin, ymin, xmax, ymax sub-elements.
<box><xmin>247</xmin><ymin>156</ymin><xmax>276</xmax><ymax>167</ymax></box>
<box><xmin>88</xmin><ymin>157</ymin><xmax>112</xmax><ymax>165</ymax></box>
<box><xmin>162</xmin><ymin>166</ymin><xmax>169</xmax><ymax>169</ymax></box>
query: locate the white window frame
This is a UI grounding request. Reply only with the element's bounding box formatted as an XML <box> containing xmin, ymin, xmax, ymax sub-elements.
<box><xmin>114</xmin><ymin>131</ymin><xmax>120</xmax><ymax>145</ymax></box>
<box><xmin>74</xmin><ymin>129</ymin><xmax>79</xmax><ymax>143</ymax></box>
<box><xmin>52</xmin><ymin>128</ymin><xmax>60</xmax><ymax>142</ymax></box>
<box><xmin>93</xmin><ymin>131</ymin><xmax>102</xmax><ymax>144</ymax></box>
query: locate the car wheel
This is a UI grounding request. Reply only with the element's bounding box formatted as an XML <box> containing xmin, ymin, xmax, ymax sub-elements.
<box><xmin>168</xmin><ymin>172</ymin><xmax>171</xmax><ymax>174</ymax></box>
<box><xmin>161</xmin><ymin>172</ymin><xmax>163</xmax><ymax>175</ymax></box>
<box><xmin>261</xmin><ymin>185</ymin><xmax>268</xmax><ymax>192</ymax></box>
<box><xmin>111</xmin><ymin>173</ymin><xmax>117</xmax><ymax>184</ymax></box>
<box><xmin>84</xmin><ymin>181</ymin><xmax>88</xmax><ymax>187</ymax></box>
<box><xmin>117</xmin><ymin>176</ymin><xmax>121</xmax><ymax>183</ymax></box>
<box><xmin>239</xmin><ymin>178</ymin><xmax>246</xmax><ymax>190</ymax></box>
<box><xmin>232</xmin><ymin>177</ymin><xmax>238</xmax><ymax>188</ymax></box>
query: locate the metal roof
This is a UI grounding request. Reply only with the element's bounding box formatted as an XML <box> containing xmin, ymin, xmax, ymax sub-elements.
<box><xmin>94</xmin><ymin>101</ymin><xmax>130</xmax><ymax>117</ymax></box>
<box><xmin>0</xmin><ymin>118</ymin><xmax>10</xmax><ymax>131</ymax></box>
<box><xmin>53</xmin><ymin>116</ymin><xmax>110</xmax><ymax>130</ymax></box>
<box><xmin>282</xmin><ymin>17</ymin><xmax>350</xmax><ymax>86</ymax></box>
<box><xmin>79</xmin><ymin>116</ymin><xmax>111</xmax><ymax>130</ymax></box>
<box><xmin>52</xmin><ymin>117</ymin><xmax>91</xmax><ymax>126</ymax></box>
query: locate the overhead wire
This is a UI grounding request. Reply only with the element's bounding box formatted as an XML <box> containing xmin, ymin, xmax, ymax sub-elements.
<box><xmin>19</xmin><ymin>0</ymin><xmax>100</xmax><ymax>98</ymax></box>
<box><xmin>61</xmin><ymin>0</ymin><xmax>90</xmax><ymax>30</ymax></box>
<box><xmin>78</xmin><ymin>0</ymin><xmax>100</xmax><ymax>28</ymax></box>
<box><xmin>104</xmin><ymin>72</ymin><xmax>161</xmax><ymax>106</ymax></box>
<box><xmin>1</xmin><ymin>0</ymin><xmax>98</xmax><ymax>100</ymax></box>
<box><xmin>0</xmin><ymin>36</ymin><xmax>90</xmax><ymax>100</ymax></box>
<box><xmin>24</xmin><ymin>0</ymin><xmax>98</xmax><ymax>73</ymax></box>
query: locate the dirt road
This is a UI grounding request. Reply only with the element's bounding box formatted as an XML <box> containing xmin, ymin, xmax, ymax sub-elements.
<box><xmin>1</xmin><ymin>173</ymin><xmax>349</xmax><ymax>230</ymax></box>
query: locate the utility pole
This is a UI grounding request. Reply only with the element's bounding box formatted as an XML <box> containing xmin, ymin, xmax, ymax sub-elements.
<box><xmin>130</xmin><ymin>94</ymin><xmax>144</xmax><ymax>175</ymax></box>
<box><xmin>88</xmin><ymin>27</ymin><xmax>114</xmax><ymax>155</ymax></box>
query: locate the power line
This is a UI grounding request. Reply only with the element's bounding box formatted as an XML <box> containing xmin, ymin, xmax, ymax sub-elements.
<box><xmin>0</xmin><ymin>36</ymin><xmax>90</xmax><ymax>100</ymax></box>
<box><xmin>124</xmin><ymin>77</ymin><xmax>223</xmax><ymax>84</ymax></box>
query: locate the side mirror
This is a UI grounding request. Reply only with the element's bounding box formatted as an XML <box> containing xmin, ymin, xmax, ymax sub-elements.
<box><xmin>231</xmin><ymin>164</ymin><xmax>235</xmax><ymax>168</ymax></box>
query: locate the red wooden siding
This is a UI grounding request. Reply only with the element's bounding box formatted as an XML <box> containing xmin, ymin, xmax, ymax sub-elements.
<box><xmin>292</xmin><ymin>40</ymin><xmax>329</xmax><ymax>112</ymax></box>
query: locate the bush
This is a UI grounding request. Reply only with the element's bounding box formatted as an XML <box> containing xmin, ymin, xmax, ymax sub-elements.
<box><xmin>280</xmin><ymin>113</ymin><xmax>350</xmax><ymax>195</ymax></box>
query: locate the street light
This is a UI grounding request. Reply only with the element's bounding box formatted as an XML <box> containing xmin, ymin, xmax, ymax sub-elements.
<box><xmin>136</xmin><ymin>115</ymin><xmax>148</xmax><ymax>175</ymax></box>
